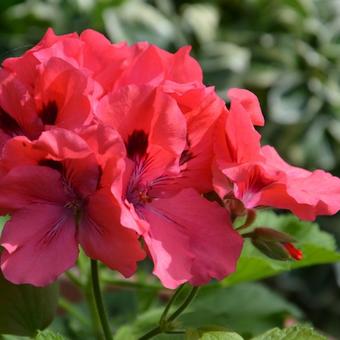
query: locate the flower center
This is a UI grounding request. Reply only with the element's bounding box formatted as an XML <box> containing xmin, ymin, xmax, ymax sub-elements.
<box><xmin>39</xmin><ymin>159</ymin><xmax>84</xmax><ymax>216</ymax></box>
<box><xmin>138</xmin><ymin>188</ymin><xmax>152</xmax><ymax>204</ymax></box>
<box><xmin>126</xmin><ymin>130</ymin><xmax>148</xmax><ymax>160</ymax></box>
<box><xmin>39</xmin><ymin>101</ymin><xmax>58</xmax><ymax>125</ymax></box>
<box><xmin>126</xmin><ymin>182</ymin><xmax>152</xmax><ymax>207</ymax></box>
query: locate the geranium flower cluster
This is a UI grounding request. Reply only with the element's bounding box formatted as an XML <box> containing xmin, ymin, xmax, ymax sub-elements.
<box><xmin>0</xmin><ymin>29</ymin><xmax>340</xmax><ymax>288</ymax></box>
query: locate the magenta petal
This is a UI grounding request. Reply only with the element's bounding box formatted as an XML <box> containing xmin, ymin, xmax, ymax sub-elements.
<box><xmin>142</xmin><ymin>189</ymin><xmax>243</xmax><ymax>288</ymax></box>
<box><xmin>0</xmin><ymin>165</ymin><xmax>67</xmax><ymax>212</ymax></box>
<box><xmin>0</xmin><ymin>204</ymin><xmax>78</xmax><ymax>286</ymax></box>
<box><xmin>79</xmin><ymin>192</ymin><xmax>145</xmax><ymax>277</ymax></box>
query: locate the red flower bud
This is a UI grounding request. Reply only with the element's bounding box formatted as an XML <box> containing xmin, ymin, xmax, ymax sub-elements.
<box><xmin>283</xmin><ymin>242</ymin><xmax>303</xmax><ymax>261</ymax></box>
<box><xmin>244</xmin><ymin>227</ymin><xmax>303</xmax><ymax>261</ymax></box>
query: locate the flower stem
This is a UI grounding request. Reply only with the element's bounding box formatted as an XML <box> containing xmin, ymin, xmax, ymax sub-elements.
<box><xmin>85</xmin><ymin>277</ymin><xmax>102</xmax><ymax>339</ymax></box>
<box><xmin>138</xmin><ymin>285</ymin><xmax>199</xmax><ymax>340</ymax></box>
<box><xmin>90</xmin><ymin>259</ymin><xmax>112</xmax><ymax>340</ymax></box>
<box><xmin>167</xmin><ymin>286</ymin><xmax>199</xmax><ymax>322</ymax></box>
<box><xmin>138</xmin><ymin>325</ymin><xmax>162</xmax><ymax>340</ymax></box>
<box><xmin>159</xmin><ymin>284</ymin><xmax>185</xmax><ymax>325</ymax></box>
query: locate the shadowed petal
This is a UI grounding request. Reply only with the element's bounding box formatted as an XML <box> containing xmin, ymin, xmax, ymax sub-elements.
<box><xmin>0</xmin><ymin>204</ymin><xmax>78</xmax><ymax>286</ymax></box>
<box><xmin>0</xmin><ymin>165</ymin><xmax>67</xmax><ymax>212</ymax></box>
<box><xmin>142</xmin><ymin>189</ymin><xmax>243</xmax><ymax>288</ymax></box>
<box><xmin>79</xmin><ymin>192</ymin><xmax>145</xmax><ymax>277</ymax></box>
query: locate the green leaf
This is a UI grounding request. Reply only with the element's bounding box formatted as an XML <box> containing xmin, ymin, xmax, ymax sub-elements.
<box><xmin>186</xmin><ymin>327</ymin><xmax>236</xmax><ymax>340</ymax></box>
<box><xmin>179</xmin><ymin>283</ymin><xmax>301</xmax><ymax>337</ymax></box>
<box><xmin>0</xmin><ymin>271</ymin><xmax>59</xmax><ymax>336</ymax></box>
<box><xmin>0</xmin><ymin>215</ymin><xmax>9</xmax><ymax>234</ymax></box>
<box><xmin>116</xmin><ymin>282</ymin><xmax>301</xmax><ymax>338</ymax></box>
<box><xmin>252</xmin><ymin>325</ymin><xmax>326</xmax><ymax>340</ymax></box>
<box><xmin>199</xmin><ymin>331</ymin><xmax>244</xmax><ymax>340</ymax></box>
<box><xmin>35</xmin><ymin>330</ymin><xmax>65</xmax><ymax>340</ymax></box>
<box><xmin>223</xmin><ymin>211</ymin><xmax>340</xmax><ymax>286</ymax></box>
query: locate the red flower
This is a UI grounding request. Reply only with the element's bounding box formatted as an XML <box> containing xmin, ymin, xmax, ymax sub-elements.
<box><xmin>0</xmin><ymin>129</ymin><xmax>144</xmax><ymax>286</ymax></box>
<box><xmin>214</xmin><ymin>88</ymin><xmax>340</xmax><ymax>221</ymax></box>
<box><xmin>96</xmin><ymin>85</ymin><xmax>243</xmax><ymax>288</ymax></box>
<box><xmin>1</xmin><ymin>28</ymin><xmax>339</xmax><ymax>289</ymax></box>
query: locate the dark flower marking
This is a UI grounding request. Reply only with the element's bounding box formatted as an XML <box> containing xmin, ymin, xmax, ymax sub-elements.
<box><xmin>38</xmin><ymin>159</ymin><xmax>64</xmax><ymax>172</ymax></box>
<box><xmin>126</xmin><ymin>130</ymin><xmax>149</xmax><ymax>159</ymax></box>
<box><xmin>179</xmin><ymin>149</ymin><xmax>194</xmax><ymax>165</ymax></box>
<box><xmin>40</xmin><ymin>101</ymin><xmax>58</xmax><ymax>125</ymax></box>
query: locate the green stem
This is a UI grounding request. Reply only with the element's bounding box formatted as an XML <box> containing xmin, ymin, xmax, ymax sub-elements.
<box><xmin>91</xmin><ymin>259</ymin><xmax>112</xmax><ymax>340</ymax></box>
<box><xmin>138</xmin><ymin>285</ymin><xmax>199</xmax><ymax>340</ymax></box>
<box><xmin>167</xmin><ymin>286</ymin><xmax>199</xmax><ymax>322</ymax></box>
<box><xmin>138</xmin><ymin>325</ymin><xmax>162</xmax><ymax>340</ymax></box>
<box><xmin>159</xmin><ymin>285</ymin><xmax>185</xmax><ymax>326</ymax></box>
<box><xmin>85</xmin><ymin>280</ymin><xmax>102</xmax><ymax>340</ymax></box>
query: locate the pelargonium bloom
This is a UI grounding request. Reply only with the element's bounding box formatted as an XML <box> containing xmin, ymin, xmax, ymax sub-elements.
<box><xmin>0</xmin><ymin>57</ymin><xmax>92</xmax><ymax>149</ymax></box>
<box><xmin>214</xmin><ymin>88</ymin><xmax>340</xmax><ymax>221</ymax></box>
<box><xmin>0</xmin><ymin>128</ymin><xmax>145</xmax><ymax>286</ymax></box>
<box><xmin>96</xmin><ymin>85</ymin><xmax>243</xmax><ymax>288</ymax></box>
<box><xmin>0</xmin><ymin>28</ymin><xmax>206</xmax><ymax>156</ymax></box>
<box><xmin>4</xmin><ymin>27</ymin><xmax>338</xmax><ymax>290</ymax></box>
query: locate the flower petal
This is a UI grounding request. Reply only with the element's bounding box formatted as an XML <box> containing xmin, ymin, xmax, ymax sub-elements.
<box><xmin>0</xmin><ymin>165</ymin><xmax>67</xmax><ymax>212</ymax></box>
<box><xmin>79</xmin><ymin>192</ymin><xmax>145</xmax><ymax>277</ymax></box>
<box><xmin>0</xmin><ymin>204</ymin><xmax>78</xmax><ymax>286</ymax></box>
<box><xmin>227</xmin><ymin>88</ymin><xmax>264</xmax><ymax>126</ymax></box>
<box><xmin>142</xmin><ymin>189</ymin><xmax>243</xmax><ymax>288</ymax></box>
<box><xmin>34</xmin><ymin>58</ymin><xmax>91</xmax><ymax>129</ymax></box>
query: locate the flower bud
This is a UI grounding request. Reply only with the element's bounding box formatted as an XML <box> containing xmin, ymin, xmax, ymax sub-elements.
<box><xmin>244</xmin><ymin>227</ymin><xmax>303</xmax><ymax>261</ymax></box>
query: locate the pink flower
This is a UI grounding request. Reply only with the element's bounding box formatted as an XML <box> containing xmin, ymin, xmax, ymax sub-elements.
<box><xmin>0</xmin><ymin>57</ymin><xmax>92</xmax><ymax>147</ymax></box>
<box><xmin>214</xmin><ymin>88</ymin><xmax>340</xmax><ymax>221</ymax></box>
<box><xmin>5</xmin><ymin>27</ymin><xmax>339</xmax><ymax>290</ymax></box>
<box><xmin>0</xmin><ymin>128</ymin><xmax>145</xmax><ymax>286</ymax></box>
<box><xmin>96</xmin><ymin>85</ymin><xmax>243</xmax><ymax>288</ymax></box>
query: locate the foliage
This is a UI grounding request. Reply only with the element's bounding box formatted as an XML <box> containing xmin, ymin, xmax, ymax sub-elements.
<box><xmin>0</xmin><ymin>271</ymin><xmax>59</xmax><ymax>337</ymax></box>
<box><xmin>35</xmin><ymin>330</ymin><xmax>65</xmax><ymax>340</ymax></box>
<box><xmin>252</xmin><ymin>325</ymin><xmax>326</xmax><ymax>340</ymax></box>
<box><xmin>223</xmin><ymin>211</ymin><xmax>340</xmax><ymax>286</ymax></box>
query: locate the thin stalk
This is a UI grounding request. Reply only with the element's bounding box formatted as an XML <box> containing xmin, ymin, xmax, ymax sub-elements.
<box><xmin>91</xmin><ymin>259</ymin><xmax>112</xmax><ymax>340</ymax></box>
<box><xmin>167</xmin><ymin>286</ymin><xmax>199</xmax><ymax>322</ymax></box>
<box><xmin>138</xmin><ymin>285</ymin><xmax>199</xmax><ymax>340</ymax></box>
<box><xmin>85</xmin><ymin>269</ymin><xmax>102</xmax><ymax>339</ymax></box>
<box><xmin>159</xmin><ymin>285</ymin><xmax>185</xmax><ymax>326</ymax></box>
<box><xmin>138</xmin><ymin>325</ymin><xmax>162</xmax><ymax>340</ymax></box>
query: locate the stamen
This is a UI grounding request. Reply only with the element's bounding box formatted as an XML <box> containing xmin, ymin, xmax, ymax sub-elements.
<box><xmin>138</xmin><ymin>189</ymin><xmax>152</xmax><ymax>203</ymax></box>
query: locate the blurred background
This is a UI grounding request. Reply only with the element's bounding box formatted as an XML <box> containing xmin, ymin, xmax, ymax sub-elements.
<box><xmin>1</xmin><ymin>0</ymin><xmax>340</xmax><ymax>338</ymax></box>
